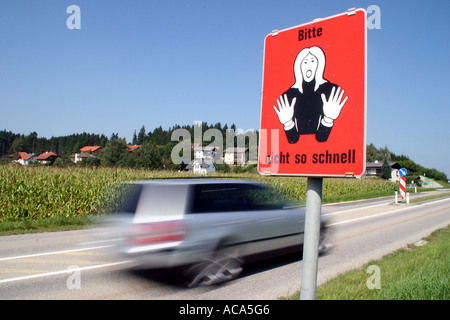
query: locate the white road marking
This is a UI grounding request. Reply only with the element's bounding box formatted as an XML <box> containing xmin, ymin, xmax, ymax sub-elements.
<box><xmin>0</xmin><ymin>245</ymin><xmax>114</xmax><ymax>262</ymax></box>
<box><xmin>0</xmin><ymin>260</ymin><xmax>133</xmax><ymax>284</ymax></box>
<box><xmin>323</xmin><ymin>201</ymin><xmax>391</xmax><ymax>216</ymax></box>
<box><xmin>326</xmin><ymin>197</ymin><xmax>450</xmax><ymax>226</ymax></box>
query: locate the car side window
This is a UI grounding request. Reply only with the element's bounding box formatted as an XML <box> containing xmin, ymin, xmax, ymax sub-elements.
<box><xmin>245</xmin><ymin>185</ymin><xmax>285</xmax><ymax>210</ymax></box>
<box><xmin>190</xmin><ymin>183</ymin><xmax>284</xmax><ymax>214</ymax></box>
<box><xmin>191</xmin><ymin>184</ymin><xmax>246</xmax><ymax>213</ymax></box>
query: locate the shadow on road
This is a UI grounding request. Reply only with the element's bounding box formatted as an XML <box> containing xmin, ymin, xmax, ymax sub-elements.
<box><xmin>126</xmin><ymin>250</ymin><xmax>306</xmax><ymax>289</ymax></box>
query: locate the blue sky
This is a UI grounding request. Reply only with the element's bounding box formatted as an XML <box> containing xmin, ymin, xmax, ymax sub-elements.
<box><xmin>1</xmin><ymin>0</ymin><xmax>449</xmax><ymax>175</ymax></box>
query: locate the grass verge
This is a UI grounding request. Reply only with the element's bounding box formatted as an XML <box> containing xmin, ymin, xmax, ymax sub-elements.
<box><xmin>0</xmin><ymin>215</ymin><xmax>98</xmax><ymax>235</ymax></box>
<box><xmin>410</xmin><ymin>192</ymin><xmax>450</xmax><ymax>203</ymax></box>
<box><xmin>282</xmin><ymin>225</ymin><xmax>449</xmax><ymax>300</ymax></box>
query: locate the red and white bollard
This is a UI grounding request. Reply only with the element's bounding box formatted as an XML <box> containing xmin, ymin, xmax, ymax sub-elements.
<box><xmin>399</xmin><ymin>176</ymin><xmax>406</xmax><ymax>199</ymax></box>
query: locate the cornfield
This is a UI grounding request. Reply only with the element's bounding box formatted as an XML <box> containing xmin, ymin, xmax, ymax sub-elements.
<box><xmin>0</xmin><ymin>165</ymin><xmax>397</xmax><ymax>223</ymax></box>
<box><xmin>0</xmin><ymin>165</ymin><xmax>183</xmax><ymax>222</ymax></box>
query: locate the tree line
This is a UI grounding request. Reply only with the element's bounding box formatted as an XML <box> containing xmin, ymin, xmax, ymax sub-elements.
<box><xmin>366</xmin><ymin>143</ymin><xmax>447</xmax><ymax>181</ymax></box>
<box><xmin>0</xmin><ymin>128</ymin><xmax>447</xmax><ymax>181</ymax></box>
<box><xmin>0</xmin><ymin>123</ymin><xmax>240</xmax><ymax>158</ymax></box>
<box><xmin>0</xmin><ymin>131</ymin><xmax>108</xmax><ymax>157</ymax></box>
<box><xmin>0</xmin><ymin>122</ymin><xmax>253</xmax><ymax>171</ymax></box>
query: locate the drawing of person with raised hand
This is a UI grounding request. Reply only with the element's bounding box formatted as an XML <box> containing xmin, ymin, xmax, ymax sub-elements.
<box><xmin>273</xmin><ymin>46</ymin><xmax>348</xmax><ymax>143</ymax></box>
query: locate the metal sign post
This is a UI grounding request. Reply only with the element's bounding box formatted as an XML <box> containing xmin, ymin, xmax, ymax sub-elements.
<box><xmin>300</xmin><ymin>177</ymin><xmax>323</xmax><ymax>300</ymax></box>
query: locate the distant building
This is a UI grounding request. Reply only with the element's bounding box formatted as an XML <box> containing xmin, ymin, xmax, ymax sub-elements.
<box><xmin>194</xmin><ymin>146</ymin><xmax>219</xmax><ymax>160</ymax></box>
<box><xmin>127</xmin><ymin>145</ymin><xmax>141</xmax><ymax>152</ymax></box>
<box><xmin>36</xmin><ymin>152</ymin><xmax>58</xmax><ymax>165</ymax></box>
<box><xmin>71</xmin><ymin>146</ymin><xmax>102</xmax><ymax>164</ymax></box>
<box><xmin>70</xmin><ymin>152</ymin><xmax>100</xmax><ymax>164</ymax></box>
<box><xmin>185</xmin><ymin>159</ymin><xmax>216</xmax><ymax>174</ymax></box>
<box><xmin>13</xmin><ymin>152</ymin><xmax>37</xmax><ymax>166</ymax></box>
<box><xmin>79</xmin><ymin>146</ymin><xmax>102</xmax><ymax>153</ymax></box>
<box><xmin>224</xmin><ymin>147</ymin><xmax>249</xmax><ymax>166</ymax></box>
<box><xmin>365</xmin><ymin>161</ymin><xmax>401</xmax><ymax>182</ymax></box>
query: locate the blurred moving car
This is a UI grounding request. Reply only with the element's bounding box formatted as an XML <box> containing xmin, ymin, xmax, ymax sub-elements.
<box><xmin>108</xmin><ymin>179</ymin><xmax>327</xmax><ymax>287</ymax></box>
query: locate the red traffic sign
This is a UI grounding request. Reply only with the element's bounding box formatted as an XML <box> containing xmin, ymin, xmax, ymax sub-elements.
<box><xmin>258</xmin><ymin>9</ymin><xmax>367</xmax><ymax>177</ymax></box>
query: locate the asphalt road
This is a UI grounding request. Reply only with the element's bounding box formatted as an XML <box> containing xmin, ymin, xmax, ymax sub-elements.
<box><xmin>0</xmin><ymin>191</ymin><xmax>449</xmax><ymax>300</ymax></box>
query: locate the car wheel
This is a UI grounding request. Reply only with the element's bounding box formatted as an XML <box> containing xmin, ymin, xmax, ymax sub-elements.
<box><xmin>184</xmin><ymin>246</ymin><xmax>243</xmax><ymax>288</ymax></box>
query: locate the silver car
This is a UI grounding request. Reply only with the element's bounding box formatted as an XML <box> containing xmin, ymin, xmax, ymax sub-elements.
<box><xmin>109</xmin><ymin>179</ymin><xmax>327</xmax><ymax>287</ymax></box>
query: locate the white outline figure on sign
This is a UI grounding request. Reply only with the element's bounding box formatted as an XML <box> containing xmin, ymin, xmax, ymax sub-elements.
<box><xmin>273</xmin><ymin>46</ymin><xmax>348</xmax><ymax>143</ymax></box>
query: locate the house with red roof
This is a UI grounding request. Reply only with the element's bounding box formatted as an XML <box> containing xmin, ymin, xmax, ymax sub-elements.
<box><xmin>14</xmin><ymin>152</ymin><xmax>37</xmax><ymax>166</ymax></box>
<box><xmin>70</xmin><ymin>146</ymin><xmax>102</xmax><ymax>164</ymax></box>
<box><xmin>36</xmin><ymin>152</ymin><xmax>59</xmax><ymax>165</ymax></box>
<box><xmin>79</xmin><ymin>146</ymin><xmax>102</xmax><ymax>153</ymax></box>
<box><xmin>127</xmin><ymin>145</ymin><xmax>141</xmax><ymax>152</ymax></box>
